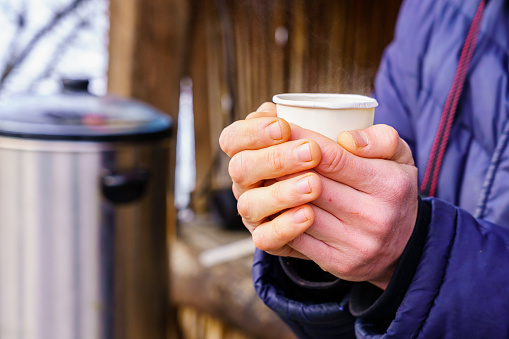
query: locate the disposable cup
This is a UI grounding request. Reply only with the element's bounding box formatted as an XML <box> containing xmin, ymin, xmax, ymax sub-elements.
<box><xmin>273</xmin><ymin>93</ymin><xmax>378</xmax><ymax>141</ymax></box>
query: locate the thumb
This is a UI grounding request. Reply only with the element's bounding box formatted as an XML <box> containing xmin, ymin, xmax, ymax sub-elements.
<box><xmin>337</xmin><ymin>124</ymin><xmax>414</xmax><ymax>165</ymax></box>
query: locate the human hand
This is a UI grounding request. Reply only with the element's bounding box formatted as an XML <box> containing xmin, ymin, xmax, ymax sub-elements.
<box><xmin>219</xmin><ymin>102</ymin><xmax>418</xmax><ymax>289</ymax></box>
<box><xmin>219</xmin><ymin>102</ymin><xmax>324</xmax><ymax>259</ymax></box>
<box><xmin>292</xmin><ymin>120</ymin><xmax>418</xmax><ymax>289</ymax></box>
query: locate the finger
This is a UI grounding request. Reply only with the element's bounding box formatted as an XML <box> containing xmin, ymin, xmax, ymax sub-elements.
<box><xmin>237</xmin><ymin>172</ymin><xmax>322</xmax><ymax>224</ymax></box>
<box><xmin>288</xmin><ymin>231</ymin><xmax>372</xmax><ymax>282</ymax></box>
<box><xmin>288</xmin><ymin>212</ymin><xmax>377</xmax><ymax>282</ymax></box>
<box><xmin>303</xmin><ymin>204</ymin><xmax>348</xmax><ymax>242</ymax></box>
<box><xmin>304</xmin><ymin>202</ymin><xmax>378</xmax><ymax>248</ymax></box>
<box><xmin>245</xmin><ymin>102</ymin><xmax>277</xmax><ymax>119</ymax></box>
<box><xmin>251</xmin><ymin>205</ymin><xmax>314</xmax><ymax>254</ymax></box>
<box><xmin>232</xmin><ymin>178</ymin><xmax>277</xmax><ymax>200</ymax></box>
<box><xmin>337</xmin><ymin>124</ymin><xmax>414</xmax><ymax>165</ymax></box>
<box><xmin>316</xmin><ymin>141</ymin><xmax>381</xmax><ymax>192</ymax></box>
<box><xmin>306</xmin><ymin>135</ymin><xmax>407</xmax><ymax>193</ymax></box>
<box><xmin>219</xmin><ymin>117</ymin><xmax>291</xmax><ymax>157</ymax></box>
<box><xmin>265</xmin><ymin>245</ymin><xmax>309</xmax><ymax>259</ymax></box>
<box><xmin>228</xmin><ymin>139</ymin><xmax>321</xmax><ymax>189</ymax></box>
<box><xmin>272</xmin><ymin>124</ymin><xmax>374</xmax><ymax>191</ymax></box>
<box><xmin>310</xmin><ymin>174</ymin><xmax>369</xmax><ymax>223</ymax></box>
<box><xmin>286</xmin><ymin>123</ymin><xmax>413</xmax><ymax>192</ymax></box>
<box><xmin>243</xmin><ymin>217</ymin><xmax>308</xmax><ymax>259</ymax></box>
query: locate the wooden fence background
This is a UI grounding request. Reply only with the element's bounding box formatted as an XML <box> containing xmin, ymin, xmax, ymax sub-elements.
<box><xmin>108</xmin><ymin>0</ymin><xmax>403</xmax><ymax>337</ymax></box>
<box><xmin>186</xmin><ymin>0</ymin><xmax>403</xmax><ymax>212</ymax></box>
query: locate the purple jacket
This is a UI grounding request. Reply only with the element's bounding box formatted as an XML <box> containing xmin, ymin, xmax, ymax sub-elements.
<box><xmin>253</xmin><ymin>0</ymin><xmax>509</xmax><ymax>337</ymax></box>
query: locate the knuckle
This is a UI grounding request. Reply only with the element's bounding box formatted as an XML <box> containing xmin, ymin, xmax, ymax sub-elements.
<box><xmin>251</xmin><ymin>229</ymin><xmax>264</xmax><ymax>250</ymax></box>
<box><xmin>270</xmin><ymin>183</ymin><xmax>287</xmax><ymax>206</ymax></box>
<box><xmin>228</xmin><ymin>153</ymin><xmax>248</xmax><ymax>185</ymax></box>
<box><xmin>375</xmin><ymin>216</ymin><xmax>393</xmax><ymax>236</ymax></box>
<box><xmin>252</xmin><ymin>228</ymin><xmax>271</xmax><ymax>252</ymax></box>
<box><xmin>244</xmin><ymin>122</ymin><xmax>261</xmax><ymax>146</ymax></box>
<box><xmin>218</xmin><ymin>127</ymin><xmax>231</xmax><ymax>155</ymax></box>
<box><xmin>271</xmin><ymin>218</ymin><xmax>289</xmax><ymax>245</ymax></box>
<box><xmin>267</xmin><ymin>146</ymin><xmax>284</xmax><ymax>172</ymax></box>
<box><xmin>219</xmin><ymin>121</ymin><xmax>243</xmax><ymax>155</ymax></box>
<box><xmin>236</xmin><ymin>194</ymin><xmax>252</xmax><ymax>220</ymax></box>
<box><xmin>307</xmin><ymin>173</ymin><xmax>322</xmax><ymax>199</ymax></box>
<box><xmin>320</xmin><ymin>144</ymin><xmax>347</xmax><ymax>174</ymax></box>
<box><xmin>358</xmin><ymin>239</ymin><xmax>380</xmax><ymax>263</ymax></box>
<box><xmin>388</xmin><ymin>169</ymin><xmax>414</xmax><ymax>201</ymax></box>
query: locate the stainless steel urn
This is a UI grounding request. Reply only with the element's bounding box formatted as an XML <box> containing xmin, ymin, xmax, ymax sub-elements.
<box><xmin>0</xmin><ymin>80</ymin><xmax>172</xmax><ymax>339</ymax></box>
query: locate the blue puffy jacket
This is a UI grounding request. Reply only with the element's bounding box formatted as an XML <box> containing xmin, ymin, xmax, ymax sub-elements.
<box><xmin>253</xmin><ymin>0</ymin><xmax>509</xmax><ymax>337</ymax></box>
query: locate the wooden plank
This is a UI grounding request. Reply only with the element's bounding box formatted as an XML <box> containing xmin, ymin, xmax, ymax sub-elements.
<box><xmin>189</xmin><ymin>0</ymin><xmax>214</xmax><ymax>213</ymax></box>
<box><xmin>107</xmin><ymin>0</ymin><xmax>137</xmax><ymax>96</ymax></box>
<box><xmin>108</xmin><ymin>0</ymin><xmax>190</xmax><ymax>338</ymax></box>
<box><xmin>288</xmin><ymin>0</ymin><xmax>306</xmax><ymax>93</ymax></box>
<box><xmin>171</xmin><ymin>216</ymin><xmax>297</xmax><ymax>339</ymax></box>
<box><xmin>270</xmin><ymin>0</ymin><xmax>287</xmax><ymax>96</ymax></box>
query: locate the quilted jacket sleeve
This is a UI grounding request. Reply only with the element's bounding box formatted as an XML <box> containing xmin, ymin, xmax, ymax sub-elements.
<box><xmin>356</xmin><ymin>198</ymin><xmax>509</xmax><ymax>338</ymax></box>
<box><xmin>253</xmin><ymin>249</ymin><xmax>357</xmax><ymax>339</ymax></box>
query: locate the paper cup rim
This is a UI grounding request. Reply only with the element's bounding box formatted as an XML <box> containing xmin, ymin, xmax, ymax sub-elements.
<box><xmin>273</xmin><ymin>93</ymin><xmax>378</xmax><ymax>109</ymax></box>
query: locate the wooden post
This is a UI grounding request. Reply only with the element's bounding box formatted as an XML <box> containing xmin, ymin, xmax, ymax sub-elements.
<box><xmin>108</xmin><ymin>0</ymin><xmax>190</xmax><ymax>338</ymax></box>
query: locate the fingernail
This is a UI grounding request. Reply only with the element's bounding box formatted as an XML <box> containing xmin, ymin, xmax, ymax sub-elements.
<box><xmin>293</xmin><ymin>208</ymin><xmax>308</xmax><ymax>223</ymax></box>
<box><xmin>349</xmin><ymin>130</ymin><xmax>369</xmax><ymax>147</ymax></box>
<box><xmin>295</xmin><ymin>176</ymin><xmax>311</xmax><ymax>194</ymax></box>
<box><xmin>296</xmin><ymin>143</ymin><xmax>312</xmax><ymax>162</ymax></box>
<box><xmin>267</xmin><ymin>121</ymin><xmax>282</xmax><ymax>140</ymax></box>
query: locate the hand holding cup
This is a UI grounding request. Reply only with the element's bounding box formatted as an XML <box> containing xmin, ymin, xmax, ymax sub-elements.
<box><xmin>219</xmin><ymin>97</ymin><xmax>419</xmax><ymax>289</ymax></box>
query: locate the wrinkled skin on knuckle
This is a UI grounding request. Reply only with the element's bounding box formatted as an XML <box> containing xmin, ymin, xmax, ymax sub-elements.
<box><xmin>392</xmin><ymin>169</ymin><xmax>415</xmax><ymax>201</ymax></box>
<box><xmin>307</xmin><ymin>173</ymin><xmax>323</xmax><ymax>200</ymax></box>
<box><xmin>357</xmin><ymin>237</ymin><xmax>384</xmax><ymax>266</ymax></box>
<box><xmin>266</xmin><ymin>145</ymin><xmax>284</xmax><ymax>172</ymax></box>
<box><xmin>379</xmin><ymin>164</ymin><xmax>417</xmax><ymax>205</ymax></box>
<box><xmin>245</xmin><ymin>121</ymin><xmax>262</xmax><ymax>145</ymax></box>
<box><xmin>319</xmin><ymin>143</ymin><xmax>348</xmax><ymax>174</ymax></box>
<box><xmin>270</xmin><ymin>182</ymin><xmax>287</xmax><ymax>206</ymax></box>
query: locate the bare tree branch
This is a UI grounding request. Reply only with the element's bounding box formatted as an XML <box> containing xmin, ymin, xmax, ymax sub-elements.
<box><xmin>26</xmin><ymin>18</ymin><xmax>90</xmax><ymax>93</ymax></box>
<box><xmin>0</xmin><ymin>0</ymin><xmax>88</xmax><ymax>88</ymax></box>
<box><xmin>2</xmin><ymin>0</ymin><xmax>27</xmax><ymax>66</ymax></box>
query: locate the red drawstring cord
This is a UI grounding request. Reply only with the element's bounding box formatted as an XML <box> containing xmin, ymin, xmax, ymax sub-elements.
<box><xmin>420</xmin><ymin>0</ymin><xmax>486</xmax><ymax>197</ymax></box>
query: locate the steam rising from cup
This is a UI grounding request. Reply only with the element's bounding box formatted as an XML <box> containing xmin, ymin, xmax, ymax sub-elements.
<box><xmin>273</xmin><ymin>93</ymin><xmax>378</xmax><ymax>141</ymax></box>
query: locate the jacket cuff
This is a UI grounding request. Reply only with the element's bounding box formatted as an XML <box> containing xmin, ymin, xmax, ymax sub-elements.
<box><xmin>278</xmin><ymin>256</ymin><xmax>343</xmax><ymax>289</ymax></box>
<box><xmin>253</xmin><ymin>250</ymin><xmax>357</xmax><ymax>338</ymax></box>
<box><xmin>349</xmin><ymin>197</ymin><xmax>431</xmax><ymax>329</ymax></box>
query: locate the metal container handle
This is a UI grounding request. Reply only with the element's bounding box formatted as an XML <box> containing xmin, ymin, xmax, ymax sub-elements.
<box><xmin>101</xmin><ymin>169</ymin><xmax>150</xmax><ymax>204</ymax></box>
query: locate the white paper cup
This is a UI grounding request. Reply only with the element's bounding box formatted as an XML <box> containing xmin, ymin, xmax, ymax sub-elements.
<box><xmin>273</xmin><ymin>93</ymin><xmax>378</xmax><ymax>141</ymax></box>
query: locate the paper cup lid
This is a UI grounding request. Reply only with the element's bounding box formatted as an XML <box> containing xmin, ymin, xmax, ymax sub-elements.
<box><xmin>273</xmin><ymin>93</ymin><xmax>378</xmax><ymax>109</ymax></box>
